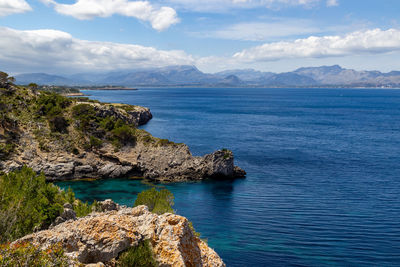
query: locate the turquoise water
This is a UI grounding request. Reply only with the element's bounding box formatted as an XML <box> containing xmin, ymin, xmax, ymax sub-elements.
<box><xmin>57</xmin><ymin>88</ymin><xmax>400</xmax><ymax>266</ymax></box>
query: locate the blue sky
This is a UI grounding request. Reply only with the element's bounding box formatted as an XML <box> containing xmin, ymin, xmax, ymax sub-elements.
<box><xmin>1</xmin><ymin>0</ymin><xmax>400</xmax><ymax>74</ymax></box>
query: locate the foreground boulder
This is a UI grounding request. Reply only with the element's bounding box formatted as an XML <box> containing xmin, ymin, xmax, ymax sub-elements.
<box><xmin>14</xmin><ymin>205</ymin><xmax>225</xmax><ymax>266</ymax></box>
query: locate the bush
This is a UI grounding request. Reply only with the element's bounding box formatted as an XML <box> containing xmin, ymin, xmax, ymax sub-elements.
<box><xmin>134</xmin><ymin>188</ymin><xmax>174</xmax><ymax>215</ymax></box>
<box><xmin>72</xmin><ymin>103</ymin><xmax>95</xmax><ymax>120</ymax></box>
<box><xmin>112</xmin><ymin>125</ymin><xmax>136</xmax><ymax>145</ymax></box>
<box><xmin>0</xmin><ymin>143</ymin><xmax>15</xmax><ymax>160</ymax></box>
<box><xmin>0</xmin><ymin>242</ymin><xmax>70</xmax><ymax>267</ymax></box>
<box><xmin>117</xmin><ymin>240</ymin><xmax>157</xmax><ymax>267</ymax></box>
<box><xmin>89</xmin><ymin>136</ymin><xmax>103</xmax><ymax>149</ymax></box>
<box><xmin>0</xmin><ymin>167</ymin><xmax>94</xmax><ymax>243</ymax></box>
<box><xmin>36</xmin><ymin>92</ymin><xmax>71</xmax><ymax>117</ymax></box>
<box><xmin>156</xmin><ymin>139</ymin><xmax>174</xmax><ymax>146</ymax></box>
<box><xmin>72</xmin><ymin>104</ymin><xmax>97</xmax><ymax>132</ymax></box>
<box><xmin>0</xmin><ymin>167</ymin><xmax>65</xmax><ymax>242</ymax></box>
<box><xmin>49</xmin><ymin>116</ymin><xmax>69</xmax><ymax>133</ymax></box>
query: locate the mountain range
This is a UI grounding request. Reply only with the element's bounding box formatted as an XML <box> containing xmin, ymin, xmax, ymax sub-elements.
<box><xmin>14</xmin><ymin>65</ymin><xmax>400</xmax><ymax>88</ymax></box>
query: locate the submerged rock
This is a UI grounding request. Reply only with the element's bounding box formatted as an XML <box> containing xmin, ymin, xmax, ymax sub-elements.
<box><xmin>14</xmin><ymin>205</ymin><xmax>225</xmax><ymax>266</ymax></box>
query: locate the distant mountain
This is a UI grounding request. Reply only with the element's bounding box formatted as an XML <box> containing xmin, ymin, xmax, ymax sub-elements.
<box><xmin>14</xmin><ymin>65</ymin><xmax>400</xmax><ymax>88</ymax></box>
<box><xmin>14</xmin><ymin>73</ymin><xmax>79</xmax><ymax>85</ymax></box>
<box><xmin>215</xmin><ymin>69</ymin><xmax>274</xmax><ymax>82</ymax></box>
<box><xmin>294</xmin><ymin>65</ymin><xmax>400</xmax><ymax>86</ymax></box>
<box><xmin>266</xmin><ymin>73</ymin><xmax>318</xmax><ymax>86</ymax></box>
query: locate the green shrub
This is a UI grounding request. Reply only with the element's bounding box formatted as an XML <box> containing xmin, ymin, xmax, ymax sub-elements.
<box><xmin>36</xmin><ymin>92</ymin><xmax>71</xmax><ymax>117</ymax></box>
<box><xmin>0</xmin><ymin>167</ymin><xmax>65</xmax><ymax>242</ymax></box>
<box><xmin>72</xmin><ymin>103</ymin><xmax>96</xmax><ymax>120</ymax></box>
<box><xmin>73</xmin><ymin>199</ymin><xmax>93</xmax><ymax>217</ymax></box>
<box><xmin>99</xmin><ymin>116</ymin><xmax>116</xmax><ymax>131</ymax></box>
<box><xmin>72</xmin><ymin>104</ymin><xmax>97</xmax><ymax>132</ymax></box>
<box><xmin>49</xmin><ymin>116</ymin><xmax>69</xmax><ymax>133</ymax></box>
<box><xmin>0</xmin><ymin>143</ymin><xmax>15</xmax><ymax>160</ymax></box>
<box><xmin>0</xmin><ymin>242</ymin><xmax>70</xmax><ymax>267</ymax></box>
<box><xmin>141</xmin><ymin>135</ymin><xmax>154</xmax><ymax>144</ymax></box>
<box><xmin>0</xmin><ymin>167</ymin><xmax>95</xmax><ymax>243</ymax></box>
<box><xmin>89</xmin><ymin>136</ymin><xmax>103</xmax><ymax>149</ymax></box>
<box><xmin>221</xmin><ymin>148</ymin><xmax>232</xmax><ymax>159</ymax></box>
<box><xmin>117</xmin><ymin>240</ymin><xmax>157</xmax><ymax>267</ymax></box>
<box><xmin>112</xmin><ymin>125</ymin><xmax>136</xmax><ymax>145</ymax></box>
<box><xmin>156</xmin><ymin>139</ymin><xmax>174</xmax><ymax>146</ymax></box>
<box><xmin>134</xmin><ymin>188</ymin><xmax>174</xmax><ymax>215</ymax></box>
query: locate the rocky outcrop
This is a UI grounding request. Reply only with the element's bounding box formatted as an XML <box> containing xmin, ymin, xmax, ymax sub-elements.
<box><xmin>2</xmin><ymin>140</ymin><xmax>245</xmax><ymax>181</ymax></box>
<box><xmin>14</xmin><ymin>205</ymin><xmax>225</xmax><ymax>267</ymax></box>
<box><xmin>0</xmin><ymin>88</ymin><xmax>245</xmax><ymax>181</ymax></box>
<box><xmin>85</xmin><ymin>102</ymin><xmax>152</xmax><ymax>126</ymax></box>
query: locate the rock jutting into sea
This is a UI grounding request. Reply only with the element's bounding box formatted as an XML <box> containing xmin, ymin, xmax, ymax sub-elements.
<box><xmin>0</xmin><ymin>79</ymin><xmax>246</xmax><ymax>181</ymax></box>
<box><xmin>13</xmin><ymin>204</ymin><xmax>225</xmax><ymax>266</ymax></box>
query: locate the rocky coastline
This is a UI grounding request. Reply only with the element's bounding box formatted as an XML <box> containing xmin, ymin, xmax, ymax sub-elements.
<box><xmin>0</xmin><ymin>80</ymin><xmax>245</xmax><ymax>182</ymax></box>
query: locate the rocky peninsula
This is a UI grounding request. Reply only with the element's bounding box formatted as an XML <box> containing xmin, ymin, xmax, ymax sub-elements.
<box><xmin>0</xmin><ymin>74</ymin><xmax>245</xmax><ymax>181</ymax></box>
<box><xmin>14</xmin><ymin>203</ymin><xmax>225</xmax><ymax>266</ymax></box>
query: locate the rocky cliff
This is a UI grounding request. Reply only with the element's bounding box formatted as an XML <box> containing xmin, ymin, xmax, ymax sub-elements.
<box><xmin>14</xmin><ymin>204</ymin><xmax>225</xmax><ymax>266</ymax></box>
<box><xmin>0</xmin><ymin>79</ymin><xmax>245</xmax><ymax>181</ymax></box>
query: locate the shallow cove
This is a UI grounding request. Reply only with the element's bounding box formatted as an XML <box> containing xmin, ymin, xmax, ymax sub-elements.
<box><xmin>57</xmin><ymin>87</ymin><xmax>400</xmax><ymax>266</ymax></box>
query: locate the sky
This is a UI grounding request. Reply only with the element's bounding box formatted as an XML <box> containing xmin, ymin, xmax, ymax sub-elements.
<box><xmin>1</xmin><ymin>0</ymin><xmax>400</xmax><ymax>74</ymax></box>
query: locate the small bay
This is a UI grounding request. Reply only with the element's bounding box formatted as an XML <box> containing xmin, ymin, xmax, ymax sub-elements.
<box><xmin>57</xmin><ymin>87</ymin><xmax>400</xmax><ymax>266</ymax></box>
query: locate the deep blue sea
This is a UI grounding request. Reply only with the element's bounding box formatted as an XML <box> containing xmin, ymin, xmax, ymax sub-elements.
<box><xmin>57</xmin><ymin>88</ymin><xmax>400</xmax><ymax>266</ymax></box>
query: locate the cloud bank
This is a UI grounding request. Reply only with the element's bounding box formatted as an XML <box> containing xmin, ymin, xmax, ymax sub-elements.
<box><xmin>2</xmin><ymin>26</ymin><xmax>400</xmax><ymax>74</ymax></box>
<box><xmin>162</xmin><ymin>0</ymin><xmax>323</xmax><ymax>12</ymax></box>
<box><xmin>0</xmin><ymin>0</ymin><xmax>32</xmax><ymax>16</ymax></box>
<box><xmin>233</xmin><ymin>28</ymin><xmax>400</xmax><ymax>62</ymax></box>
<box><xmin>202</xmin><ymin>19</ymin><xmax>320</xmax><ymax>41</ymax></box>
<box><xmin>0</xmin><ymin>27</ymin><xmax>193</xmax><ymax>73</ymax></box>
<box><xmin>41</xmin><ymin>0</ymin><xmax>179</xmax><ymax>31</ymax></box>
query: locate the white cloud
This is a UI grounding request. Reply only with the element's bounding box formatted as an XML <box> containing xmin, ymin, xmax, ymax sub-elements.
<box><xmin>161</xmin><ymin>0</ymin><xmax>321</xmax><ymax>12</ymax></box>
<box><xmin>233</xmin><ymin>28</ymin><xmax>400</xmax><ymax>62</ymax></box>
<box><xmin>41</xmin><ymin>0</ymin><xmax>179</xmax><ymax>31</ymax></box>
<box><xmin>0</xmin><ymin>0</ymin><xmax>32</xmax><ymax>16</ymax></box>
<box><xmin>326</xmin><ymin>0</ymin><xmax>338</xmax><ymax>7</ymax></box>
<box><xmin>0</xmin><ymin>27</ymin><xmax>194</xmax><ymax>73</ymax></box>
<box><xmin>199</xmin><ymin>19</ymin><xmax>320</xmax><ymax>41</ymax></box>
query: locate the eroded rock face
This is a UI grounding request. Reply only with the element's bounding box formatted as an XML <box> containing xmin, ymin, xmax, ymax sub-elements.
<box><xmin>14</xmin><ymin>205</ymin><xmax>225</xmax><ymax>267</ymax></box>
<box><xmin>0</xmin><ymin>99</ymin><xmax>245</xmax><ymax>182</ymax></box>
<box><xmin>2</xmin><ymin>142</ymin><xmax>245</xmax><ymax>182</ymax></box>
<box><xmin>87</xmin><ymin>102</ymin><xmax>152</xmax><ymax>127</ymax></box>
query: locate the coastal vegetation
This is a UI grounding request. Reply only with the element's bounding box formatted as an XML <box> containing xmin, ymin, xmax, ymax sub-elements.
<box><xmin>134</xmin><ymin>187</ymin><xmax>174</xmax><ymax>214</ymax></box>
<box><xmin>0</xmin><ymin>71</ymin><xmax>166</xmax><ymax>162</ymax></box>
<box><xmin>0</xmin><ymin>242</ymin><xmax>70</xmax><ymax>266</ymax></box>
<box><xmin>0</xmin><ymin>167</ymin><xmax>92</xmax><ymax>243</ymax></box>
<box><xmin>0</xmin><ymin>168</ymin><xmax>173</xmax><ymax>266</ymax></box>
<box><xmin>117</xmin><ymin>240</ymin><xmax>157</xmax><ymax>267</ymax></box>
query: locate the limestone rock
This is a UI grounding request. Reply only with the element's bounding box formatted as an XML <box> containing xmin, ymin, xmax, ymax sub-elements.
<box><xmin>14</xmin><ymin>205</ymin><xmax>225</xmax><ymax>267</ymax></box>
<box><xmin>86</xmin><ymin>102</ymin><xmax>152</xmax><ymax>127</ymax></box>
<box><xmin>97</xmin><ymin>199</ymin><xmax>119</xmax><ymax>212</ymax></box>
<box><xmin>50</xmin><ymin>204</ymin><xmax>77</xmax><ymax>228</ymax></box>
<box><xmin>0</xmin><ymin>97</ymin><xmax>245</xmax><ymax>182</ymax></box>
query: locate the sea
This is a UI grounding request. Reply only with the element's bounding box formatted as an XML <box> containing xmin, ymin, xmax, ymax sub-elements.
<box><xmin>57</xmin><ymin>87</ymin><xmax>400</xmax><ymax>266</ymax></box>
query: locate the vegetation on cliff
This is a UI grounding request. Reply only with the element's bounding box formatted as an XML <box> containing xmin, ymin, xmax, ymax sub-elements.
<box><xmin>0</xmin><ymin>167</ymin><xmax>92</xmax><ymax>243</ymax></box>
<box><xmin>0</xmin><ymin>71</ymin><xmax>176</xmax><ymax>164</ymax></box>
<box><xmin>0</xmin><ymin>168</ymin><xmax>168</xmax><ymax>266</ymax></box>
<box><xmin>134</xmin><ymin>187</ymin><xmax>174</xmax><ymax>215</ymax></box>
<box><xmin>0</xmin><ymin>242</ymin><xmax>70</xmax><ymax>267</ymax></box>
<box><xmin>117</xmin><ymin>240</ymin><xmax>157</xmax><ymax>267</ymax></box>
